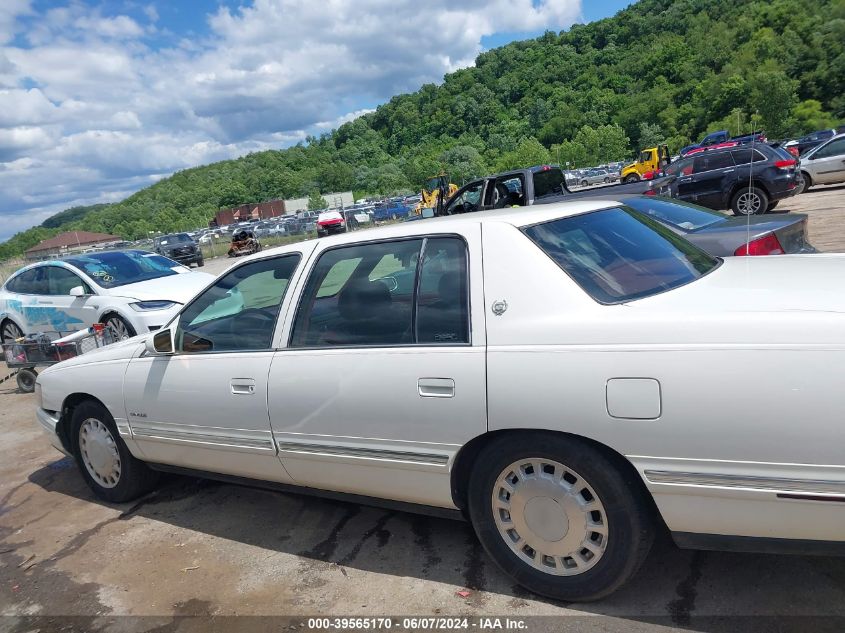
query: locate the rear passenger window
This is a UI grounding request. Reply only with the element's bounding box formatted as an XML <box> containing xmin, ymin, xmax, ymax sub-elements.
<box><xmin>6</xmin><ymin>268</ymin><xmax>45</xmax><ymax>294</ymax></box>
<box><xmin>731</xmin><ymin>149</ymin><xmax>768</xmax><ymax>164</ymax></box>
<box><xmin>291</xmin><ymin>237</ymin><xmax>469</xmax><ymax>348</ymax></box>
<box><xmin>692</xmin><ymin>153</ymin><xmax>733</xmax><ymax>173</ymax></box>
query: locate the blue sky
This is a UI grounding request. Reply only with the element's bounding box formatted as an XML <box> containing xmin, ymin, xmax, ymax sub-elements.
<box><xmin>0</xmin><ymin>0</ymin><xmax>632</xmax><ymax>241</ymax></box>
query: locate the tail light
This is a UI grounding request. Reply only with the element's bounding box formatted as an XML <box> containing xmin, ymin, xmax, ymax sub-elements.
<box><xmin>734</xmin><ymin>233</ymin><xmax>785</xmax><ymax>256</ymax></box>
<box><xmin>786</xmin><ymin>146</ymin><xmax>799</xmax><ymax>158</ymax></box>
<box><xmin>644</xmin><ymin>189</ymin><xmax>656</xmax><ymax>196</ymax></box>
<box><xmin>774</xmin><ymin>159</ymin><xmax>796</xmax><ymax>169</ymax></box>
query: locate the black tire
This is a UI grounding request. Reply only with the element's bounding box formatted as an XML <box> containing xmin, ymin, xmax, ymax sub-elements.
<box><xmin>16</xmin><ymin>369</ymin><xmax>37</xmax><ymax>393</ymax></box>
<box><xmin>197</xmin><ymin>258</ymin><xmax>204</xmax><ymax>267</ymax></box>
<box><xmin>103</xmin><ymin>314</ymin><xmax>136</xmax><ymax>341</ymax></box>
<box><xmin>603</xmin><ymin>177</ymin><xmax>610</xmax><ymax>183</ymax></box>
<box><xmin>731</xmin><ymin>186</ymin><xmax>769</xmax><ymax>216</ymax></box>
<box><xmin>71</xmin><ymin>400</ymin><xmax>159</xmax><ymax>503</ymax></box>
<box><xmin>766</xmin><ymin>200</ymin><xmax>780</xmax><ymax>212</ymax></box>
<box><xmin>580</xmin><ymin>180</ymin><xmax>588</xmax><ymax>187</ymax></box>
<box><xmin>797</xmin><ymin>172</ymin><xmax>811</xmax><ymax>194</ymax></box>
<box><xmin>623</xmin><ymin>174</ymin><xmax>640</xmax><ymax>183</ymax></box>
<box><xmin>1</xmin><ymin>319</ymin><xmax>24</xmax><ymax>344</ymax></box>
<box><xmin>467</xmin><ymin>433</ymin><xmax>655</xmax><ymax>602</ymax></box>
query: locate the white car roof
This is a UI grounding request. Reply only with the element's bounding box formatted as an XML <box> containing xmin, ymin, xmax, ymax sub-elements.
<box><xmin>240</xmin><ymin>198</ymin><xmax>626</xmax><ymax>263</ymax></box>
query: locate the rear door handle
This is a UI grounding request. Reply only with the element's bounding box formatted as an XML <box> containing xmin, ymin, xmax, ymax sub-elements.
<box><xmin>418</xmin><ymin>378</ymin><xmax>455</xmax><ymax>398</ymax></box>
<box><xmin>679</xmin><ymin>177</ymin><xmax>692</xmax><ymax>183</ymax></box>
<box><xmin>231</xmin><ymin>378</ymin><xmax>256</xmax><ymax>395</ymax></box>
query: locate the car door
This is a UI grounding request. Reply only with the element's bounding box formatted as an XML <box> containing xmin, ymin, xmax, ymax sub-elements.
<box><xmin>268</xmin><ymin>229</ymin><xmax>487</xmax><ymax>508</ymax></box>
<box><xmin>443</xmin><ymin>180</ymin><xmax>485</xmax><ymax>215</ymax></box>
<box><xmin>123</xmin><ymin>251</ymin><xmax>307</xmax><ymax>483</ymax></box>
<box><xmin>806</xmin><ymin>137</ymin><xmax>845</xmax><ymax>184</ymax></box>
<box><xmin>688</xmin><ymin>151</ymin><xmax>735</xmax><ymax>208</ymax></box>
<box><xmin>40</xmin><ymin>265</ymin><xmax>99</xmax><ymax>333</ymax></box>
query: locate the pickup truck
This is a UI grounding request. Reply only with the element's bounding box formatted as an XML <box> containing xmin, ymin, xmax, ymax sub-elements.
<box><xmin>680</xmin><ymin>130</ymin><xmax>766</xmax><ymax>157</ymax></box>
<box><xmin>437</xmin><ymin>165</ymin><xmax>669</xmax><ymax>216</ymax></box>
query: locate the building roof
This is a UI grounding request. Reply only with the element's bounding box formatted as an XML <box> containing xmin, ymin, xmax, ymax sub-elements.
<box><xmin>26</xmin><ymin>231</ymin><xmax>122</xmax><ymax>254</ymax></box>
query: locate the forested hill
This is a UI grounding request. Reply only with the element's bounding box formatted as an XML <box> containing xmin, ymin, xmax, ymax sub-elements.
<box><xmin>2</xmin><ymin>0</ymin><xmax>842</xmax><ymax>259</ymax></box>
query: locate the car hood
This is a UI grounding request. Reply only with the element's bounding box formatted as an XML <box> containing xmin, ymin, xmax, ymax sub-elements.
<box><xmin>631</xmin><ymin>254</ymin><xmax>845</xmax><ymax>315</ymax></box>
<box><xmin>108</xmin><ymin>271</ymin><xmax>213</xmax><ymax>303</ymax></box>
<box><xmin>39</xmin><ymin>333</ymin><xmax>147</xmax><ymax>374</ymax></box>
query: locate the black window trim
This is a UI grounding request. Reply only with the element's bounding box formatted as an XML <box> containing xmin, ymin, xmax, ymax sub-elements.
<box><xmin>170</xmin><ymin>251</ymin><xmax>303</xmax><ymax>356</ymax></box>
<box><xmin>286</xmin><ymin>233</ymin><xmax>472</xmax><ymax>350</ymax></box>
<box><xmin>521</xmin><ymin>206</ymin><xmax>723</xmax><ymax>306</ymax></box>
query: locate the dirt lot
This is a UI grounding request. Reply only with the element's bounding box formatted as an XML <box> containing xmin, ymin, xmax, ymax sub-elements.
<box><xmin>2</xmin><ymin>186</ymin><xmax>845</xmax><ymax>632</ymax></box>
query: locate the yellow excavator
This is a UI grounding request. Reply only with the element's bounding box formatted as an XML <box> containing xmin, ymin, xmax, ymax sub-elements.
<box><xmin>413</xmin><ymin>174</ymin><xmax>458</xmax><ymax>216</ymax></box>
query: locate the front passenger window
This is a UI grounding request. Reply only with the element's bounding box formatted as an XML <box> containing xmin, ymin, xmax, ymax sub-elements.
<box><xmin>176</xmin><ymin>254</ymin><xmax>300</xmax><ymax>353</ymax></box>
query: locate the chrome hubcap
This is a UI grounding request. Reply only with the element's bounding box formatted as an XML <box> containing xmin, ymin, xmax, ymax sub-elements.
<box><xmin>737</xmin><ymin>192</ymin><xmax>761</xmax><ymax>215</ymax></box>
<box><xmin>107</xmin><ymin>318</ymin><xmax>130</xmax><ymax>340</ymax></box>
<box><xmin>492</xmin><ymin>459</ymin><xmax>608</xmax><ymax>576</ymax></box>
<box><xmin>79</xmin><ymin>418</ymin><xmax>121</xmax><ymax>488</ymax></box>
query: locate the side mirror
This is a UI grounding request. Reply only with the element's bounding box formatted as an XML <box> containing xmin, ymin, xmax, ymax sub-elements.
<box><xmin>421</xmin><ymin>208</ymin><xmax>435</xmax><ymax>218</ymax></box>
<box><xmin>69</xmin><ymin>286</ymin><xmax>87</xmax><ymax>297</ymax></box>
<box><xmin>145</xmin><ymin>328</ymin><xmax>174</xmax><ymax>355</ymax></box>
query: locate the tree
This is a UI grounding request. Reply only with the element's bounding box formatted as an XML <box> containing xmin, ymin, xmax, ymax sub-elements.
<box><xmin>216</xmin><ymin>182</ymin><xmax>248</xmax><ymax>209</ymax></box>
<box><xmin>307</xmin><ymin>191</ymin><xmax>328</xmax><ymax>211</ymax></box>
<box><xmin>573</xmin><ymin>124</ymin><xmax>630</xmax><ymax>165</ymax></box>
<box><xmin>439</xmin><ymin>145</ymin><xmax>487</xmax><ymax>185</ymax></box>
<box><xmin>638</xmin><ymin>123</ymin><xmax>666</xmax><ymax>149</ymax></box>
<box><xmin>792</xmin><ymin>100</ymin><xmax>837</xmax><ymax>134</ymax></box>
<box><xmin>749</xmin><ymin>68</ymin><xmax>798</xmax><ymax>138</ymax></box>
<box><xmin>494</xmin><ymin>137</ymin><xmax>551</xmax><ymax>172</ymax></box>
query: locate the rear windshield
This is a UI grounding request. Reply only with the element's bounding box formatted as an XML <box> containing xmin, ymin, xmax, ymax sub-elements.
<box><xmin>534</xmin><ymin>169</ymin><xmax>568</xmax><ymax>199</ymax></box>
<box><xmin>523</xmin><ymin>207</ymin><xmax>719</xmax><ymax>304</ymax></box>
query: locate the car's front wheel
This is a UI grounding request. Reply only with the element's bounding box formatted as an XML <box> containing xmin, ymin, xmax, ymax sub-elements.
<box><xmin>103</xmin><ymin>314</ymin><xmax>136</xmax><ymax>341</ymax></box>
<box><xmin>623</xmin><ymin>174</ymin><xmax>640</xmax><ymax>183</ymax></box>
<box><xmin>1</xmin><ymin>319</ymin><xmax>23</xmax><ymax>344</ymax></box>
<box><xmin>71</xmin><ymin>400</ymin><xmax>159</xmax><ymax>502</ymax></box>
<box><xmin>467</xmin><ymin>434</ymin><xmax>655</xmax><ymax>602</ymax></box>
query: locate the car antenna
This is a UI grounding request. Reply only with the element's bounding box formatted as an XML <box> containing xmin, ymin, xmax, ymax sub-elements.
<box><xmin>745</xmin><ymin>109</ymin><xmax>759</xmax><ymax>251</ymax></box>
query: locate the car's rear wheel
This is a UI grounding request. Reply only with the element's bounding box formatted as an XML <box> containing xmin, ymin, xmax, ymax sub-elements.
<box><xmin>796</xmin><ymin>172</ymin><xmax>811</xmax><ymax>195</ymax></box>
<box><xmin>580</xmin><ymin>180</ymin><xmax>588</xmax><ymax>187</ymax></box>
<box><xmin>1</xmin><ymin>319</ymin><xmax>23</xmax><ymax>344</ymax></box>
<box><xmin>731</xmin><ymin>187</ymin><xmax>768</xmax><ymax>216</ymax></box>
<box><xmin>16</xmin><ymin>368</ymin><xmax>37</xmax><ymax>393</ymax></box>
<box><xmin>766</xmin><ymin>200</ymin><xmax>780</xmax><ymax>212</ymax></box>
<box><xmin>103</xmin><ymin>314</ymin><xmax>136</xmax><ymax>341</ymax></box>
<box><xmin>197</xmin><ymin>257</ymin><xmax>205</xmax><ymax>267</ymax></box>
<box><xmin>467</xmin><ymin>434</ymin><xmax>655</xmax><ymax>602</ymax></box>
<box><xmin>71</xmin><ymin>401</ymin><xmax>159</xmax><ymax>502</ymax></box>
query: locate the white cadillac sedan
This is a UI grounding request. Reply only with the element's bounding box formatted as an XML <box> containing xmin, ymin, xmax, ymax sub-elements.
<box><xmin>1</xmin><ymin>250</ymin><xmax>214</xmax><ymax>343</ymax></box>
<box><xmin>33</xmin><ymin>200</ymin><xmax>845</xmax><ymax>602</ymax></box>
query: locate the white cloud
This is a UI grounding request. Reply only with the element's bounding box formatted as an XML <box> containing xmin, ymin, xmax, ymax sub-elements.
<box><xmin>0</xmin><ymin>0</ymin><xmax>582</xmax><ymax>241</ymax></box>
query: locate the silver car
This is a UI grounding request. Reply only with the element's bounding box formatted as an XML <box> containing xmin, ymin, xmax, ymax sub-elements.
<box><xmin>797</xmin><ymin>132</ymin><xmax>845</xmax><ymax>193</ymax></box>
<box><xmin>579</xmin><ymin>169</ymin><xmax>615</xmax><ymax>187</ymax></box>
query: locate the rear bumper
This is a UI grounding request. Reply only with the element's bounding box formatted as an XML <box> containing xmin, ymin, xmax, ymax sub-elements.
<box><xmin>767</xmin><ymin>173</ymin><xmax>800</xmax><ymax>201</ymax></box>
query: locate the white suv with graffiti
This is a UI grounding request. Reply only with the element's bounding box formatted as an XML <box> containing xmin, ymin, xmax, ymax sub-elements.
<box><xmin>0</xmin><ymin>250</ymin><xmax>214</xmax><ymax>343</ymax></box>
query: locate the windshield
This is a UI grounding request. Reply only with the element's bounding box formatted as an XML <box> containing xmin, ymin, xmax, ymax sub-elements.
<box><xmin>423</xmin><ymin>177</ymin><xmax>444</xmax><ymax>194</ymax></box>
<box><xmin>622</xmin><ymin>196</ymin><xmax>725</xmax><ymax>231</ymax></box>
<box><xmin>523</xmin><ymin>207</ymin><xmax>719</xmax><ymax>304</ymax></box>
<box><xmin>158</xmin><ymin>234</ymin><xmax>191</xmax><ymax>245</ymax></box>
<box><xmin>63</xmin><ymin>250</ymin><xmax>182</xmax><ymax>288</ymax></box>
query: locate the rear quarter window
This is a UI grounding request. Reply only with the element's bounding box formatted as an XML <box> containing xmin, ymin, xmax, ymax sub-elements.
<box><xmin>523</xmin><ymin>207</ymin><xmax>719</xmax><ymax>304</ymax></box>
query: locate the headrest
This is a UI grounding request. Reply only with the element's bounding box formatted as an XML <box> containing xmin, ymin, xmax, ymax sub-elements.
<box><xmin>338</xmin><ymin>278</ymin><xmax>391</xmax><ymax>320</ymax></box>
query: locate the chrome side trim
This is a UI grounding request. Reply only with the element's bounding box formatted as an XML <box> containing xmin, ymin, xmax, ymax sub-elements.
<box><xmin>644</xmin><ymin>470</ymin><xmax>845</xmax><ymax>495</ymax></box>
<box><xmin>277</xmin><ymin>441</ymin><xmax>450</xmax><ymax>466</ymax></box>
<box><xmin>131</xmin><ymin>422</ymin><xmax>275</xmax><ymax>452</ymax></box>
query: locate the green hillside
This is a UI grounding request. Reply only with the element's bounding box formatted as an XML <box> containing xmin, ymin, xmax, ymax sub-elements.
<box><xmin>1</xmin><ymin>0</ymin><xmax>841</xmax><ymax>260</ymax></box>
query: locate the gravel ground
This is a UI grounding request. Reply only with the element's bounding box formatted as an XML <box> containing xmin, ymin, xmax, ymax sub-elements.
<box><xmin>2</xmin><ymin>186</ymin><xmax>845</xmax><ymax>632</ymax></box>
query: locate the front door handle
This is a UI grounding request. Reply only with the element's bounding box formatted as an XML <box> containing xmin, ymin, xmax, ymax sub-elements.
<box><xmin>418</xmin><ymin>378</ymin><xmax>455</xmax><ymax>398</ymax></box>
<box><xmin>231</xmin><ymin>378</ymin><xmax>256</xmax><ymax>395</ymax></box>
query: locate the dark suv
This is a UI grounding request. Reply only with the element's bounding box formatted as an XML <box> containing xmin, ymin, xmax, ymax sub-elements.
<box><xmin>153</xmin><ymin>233</ymin><xmax>204</xmax><ymax>267</ymax></box>
<box><xmin>663</xmin><ymin>145</ymin><xmax>799</xmax><ymax>215</ymax></box>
